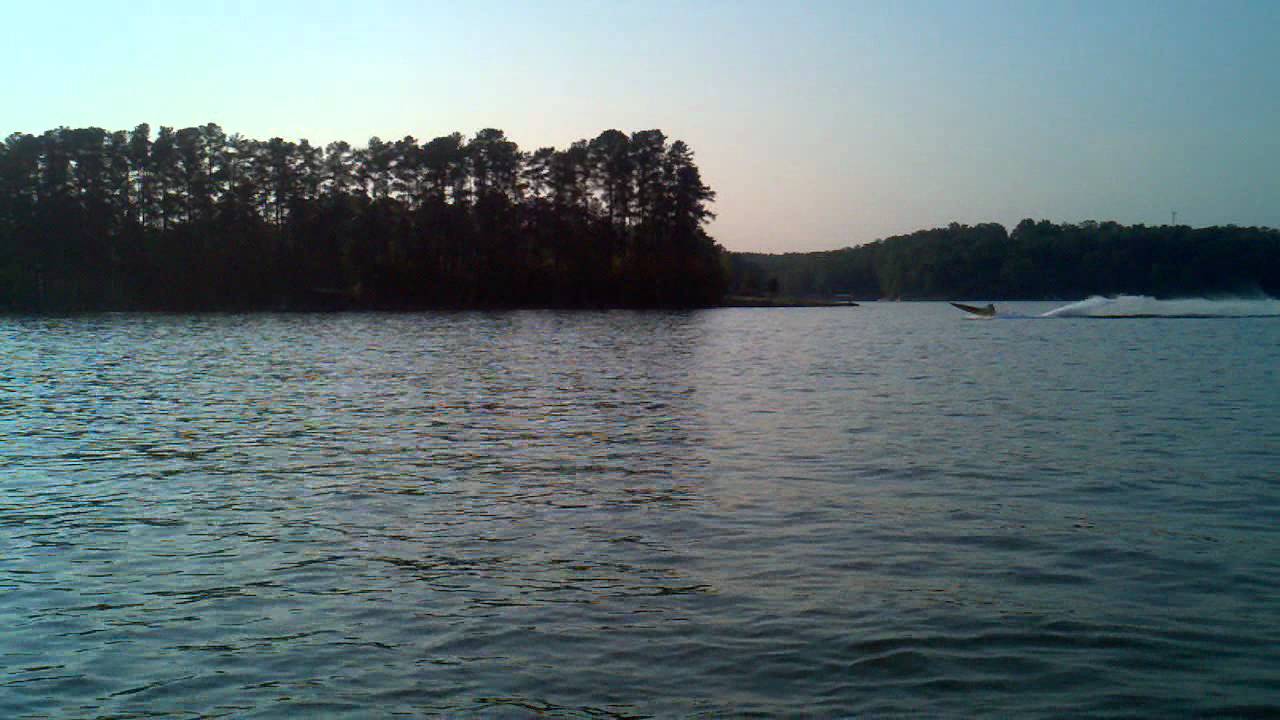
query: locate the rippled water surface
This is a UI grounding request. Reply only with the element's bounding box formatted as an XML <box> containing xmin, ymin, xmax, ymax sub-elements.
<box><xmin>3</xmin><ymin>305</ymin><xmax>1279</xmax><ymax>718</ymax></box>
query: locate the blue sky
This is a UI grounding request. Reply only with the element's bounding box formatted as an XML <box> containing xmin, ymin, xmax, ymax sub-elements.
<box><xmin>4</xmin><ymin>0</ymin><xmax>1277</xmax><ymax>251</ymax></box>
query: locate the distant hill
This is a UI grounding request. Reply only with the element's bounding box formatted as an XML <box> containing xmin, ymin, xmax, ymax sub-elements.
<box><xmin>728</xmin><ymin>220</ymin><xmax>1280</xmax><ymax>301</ymax></box>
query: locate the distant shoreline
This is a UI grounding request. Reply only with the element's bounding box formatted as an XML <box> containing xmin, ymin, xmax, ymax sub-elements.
<box><xmin>728</xmin><ymin>220</ymin><xmax>1280</xmax><ymax>301</ymax></box>
<box><xmin>721</xmin><ymin>295</ymin><xmax>859</xmax><ymax>308</ymax></box>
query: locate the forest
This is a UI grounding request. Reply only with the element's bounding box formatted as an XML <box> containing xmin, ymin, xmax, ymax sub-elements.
<box><xmin>0</xmin><ymin>124</ymin><xmax>725</xmax><ymax>310</ymax></box>
<box><xmin>730</xmin><ymin>220</ymin><xmax>1280</xmax><ymax>301</ymax></box>
<box><xmin>5</xmin><ymin>125</ymin><xmax>1278</xmax><ymax>311</ymax></box>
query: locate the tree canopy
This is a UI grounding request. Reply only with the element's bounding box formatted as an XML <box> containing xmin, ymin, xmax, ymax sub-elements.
<box><xmin>7</xmin><ymin>127</ymin><xmax>1276</xmax><ymax>312</ymax></box>
<box><xmin>730</xmin><ymin>221</ymin><xmax>1280</xmax><ymax>301</ymax></box>
<box><xmin>0</xmin><ymin>124</ymin><xmax>725</xmax><ymax>311</ymax></box>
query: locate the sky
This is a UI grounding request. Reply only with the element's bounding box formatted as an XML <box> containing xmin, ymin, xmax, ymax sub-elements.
<box><xmin>3</xmin><ymin>0</ymin><xmax>1278</xmax><ymax>252</ymax></box>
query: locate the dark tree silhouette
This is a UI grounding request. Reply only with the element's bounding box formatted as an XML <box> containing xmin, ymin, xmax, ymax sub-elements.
<box><xmin>0</xmin><ymin>125</ymin><xmax>727</xmax><ymax>311</ymax></box>
<box><xmin>730</xmin><ymin>220</ymin><xmax>1280</xmax><ymax>301</ymax></box>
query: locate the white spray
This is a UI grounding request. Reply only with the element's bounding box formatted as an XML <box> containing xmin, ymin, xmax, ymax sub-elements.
<box><xmin>1040</xmin><ymin>295</ymin><xmax>1280</xmax><ymax>318</ymax></box>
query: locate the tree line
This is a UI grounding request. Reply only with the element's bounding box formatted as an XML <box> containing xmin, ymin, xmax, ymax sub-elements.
<box><xmin>0</xmin><ymin>124</ymin><xmax>725</xmax><ymax>310</ymax></box>
<box><xmin>731</xmin><ymin>220</ymin><xmax>1280</xmax><ymax>300</ymax></box>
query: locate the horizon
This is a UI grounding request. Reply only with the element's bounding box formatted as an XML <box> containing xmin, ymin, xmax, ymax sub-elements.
<box><xmin>4</xmin><ymin>0</ymin><xmax>1278</xmax><ymax>253</ymax></box>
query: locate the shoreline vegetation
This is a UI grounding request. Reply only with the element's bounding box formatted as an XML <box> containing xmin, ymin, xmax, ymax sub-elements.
<box><xmin>731</xmin><ymin>221</ymin><xmax>1280</xmax><ymax>303</ymax></box>
<box><xmin>0</xmin><ymin>124</ymin><xmax>723</xmax><ymax>312</ymax></box>
<box><xmin>3</xmin><ymin>124</ymin><xmax>1279</xmax><ymax>312</ymax></box>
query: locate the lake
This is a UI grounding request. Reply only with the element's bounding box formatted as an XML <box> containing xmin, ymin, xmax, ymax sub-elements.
<box><xmin>3</xmin><ymin>302</ymin><xmax>1278</xmax><ymax>718</ymax></box>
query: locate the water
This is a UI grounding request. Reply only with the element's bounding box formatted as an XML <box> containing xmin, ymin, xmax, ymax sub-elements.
<box><xmin>3</xmin><ymin>304</ymin><xmax>1278</xmax><ymax>718</ymax></box>
<box><xmin>1037</xmin><ymin>295</ymin><xmax>1280</xmax><ymax>318</ymax></box>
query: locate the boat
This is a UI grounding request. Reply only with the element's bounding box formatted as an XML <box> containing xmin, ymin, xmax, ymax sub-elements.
<box><xmin>950</xmin><ymin>302</ymin><xmax>997</xmax><ymax>317</ymax></box>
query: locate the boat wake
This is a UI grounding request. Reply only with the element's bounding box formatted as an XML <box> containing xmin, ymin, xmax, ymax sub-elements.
<box><xmin>1040</xmin><ymin>295</ymin><xmax>1280</xmax><ymax>318</ymax></box>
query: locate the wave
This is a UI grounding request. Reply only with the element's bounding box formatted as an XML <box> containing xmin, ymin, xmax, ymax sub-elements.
<box><xmin>1040</xmin><ymin>295</ymin><xmax>1280</xmax><ymax>318</ymax></box>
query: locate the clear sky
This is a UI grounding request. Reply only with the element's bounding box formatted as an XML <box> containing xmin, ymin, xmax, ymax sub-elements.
<box><xmin>3</xmin><ymin>0</ymin><xmax>1277</xmax><ymax>252</ymax></box>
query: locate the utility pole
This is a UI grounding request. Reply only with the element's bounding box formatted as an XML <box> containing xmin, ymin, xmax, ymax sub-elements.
<box><xmin>1171</xmin><ymin>210</ymin><xmax>1177</xmax><ymax>226</ymax></box>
